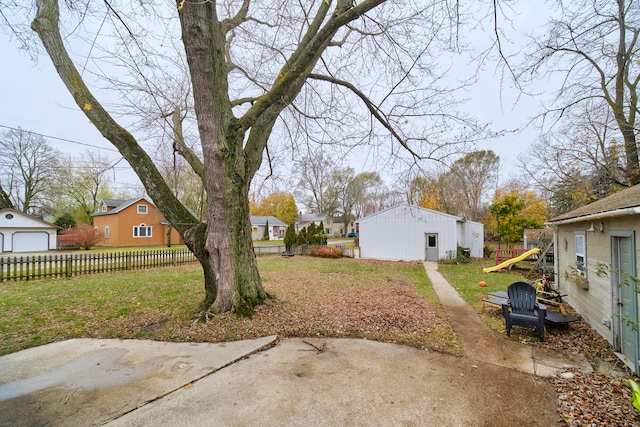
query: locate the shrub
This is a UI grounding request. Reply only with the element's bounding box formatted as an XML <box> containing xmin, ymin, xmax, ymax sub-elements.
<box><xmin>455</xmin><ymin>245</ymin><xmax>470</xmax><ymax>264</ymax></box>
<box><xmin>441</xmin><ymin>246</ymin><xmax>470</xmax><ymax>264</ymax></box>
<box><xmin>60</xmin><ymin>223</ymin><xmax>104</xmax><ymax>250</ymax></box>
<box><xmin>309</xmin><ymin>246</ymin><xmax>343</xmax><ymax>258</ymax></box>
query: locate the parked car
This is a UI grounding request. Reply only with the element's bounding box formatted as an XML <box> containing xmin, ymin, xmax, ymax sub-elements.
<box><xmin>347</xmin><ymin>232</ymin><xmax>358</xmax><ymax>237</ymax></box>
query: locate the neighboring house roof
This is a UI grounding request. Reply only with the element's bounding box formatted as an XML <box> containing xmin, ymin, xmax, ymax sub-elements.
<box><xmin>102</xmin><ymin>198</ymin><xmax>128</xmax><ymax>208</ymax></box>
<box><xmin>92</xmin><ymin>197</ymin><xmax>154</xmax><ymax>216</ymax></box>
<box><xmin>332</xmin><ymin>214</ymin><xmax>348</xmax><ymax>223</ymax></box>
<box><xmin>0</xmin><ymin>208</ymin><xmax>59</xmax><ymax>229</ymax></box>
<box><xmin>298</xmin><ymin>213</ymin><xmax>329</xmax><ymax>223</ymax></box>
<box><xmin>524</xmin><ymin>228</ymin><xmax>554</xmax><ymax>242</ymax></box>
<box><xmin>250</xmin><ymin>216</ymin><xmax>287</xmax><ymax>227</ymax></box>
<box><xmin>547</xmin><ymin>184</ymin><xmax>640</xmax><ymax>224</ymax></box>
<box><xmin>358</xmin><ymin>203</ymin><xmax>482</xmax><ymax>225</ymax></box>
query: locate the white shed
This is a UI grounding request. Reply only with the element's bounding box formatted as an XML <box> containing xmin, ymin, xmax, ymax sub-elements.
<box><xmin>0</xmin><ymin>209</ymin><xmax>58</xmax><ymax>253</ymax></box>
<box><xmin>357</xmin><ymin>204</ymin><xmax>484</xmax><ymax>261</ymax></box>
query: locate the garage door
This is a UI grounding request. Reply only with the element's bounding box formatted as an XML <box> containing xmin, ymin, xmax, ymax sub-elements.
<box><xmin>12</xmin><ymin>232</ymin><xmax>49</xmax><ymax>253</ymax></box>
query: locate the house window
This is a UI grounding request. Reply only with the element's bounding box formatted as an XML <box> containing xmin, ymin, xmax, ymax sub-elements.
<box><xmin>105</xmin><ymin>226</ymin><xmax>110</xmax><ymax>238</ymax></box>
<box><xmin>575</xmin><ymin>232</ymin><xmax>586</xmax><ymax>276</ymax></box>
<box><xmin>101</xmin><ymin>204</ymin><xmax>107</xmax><ymax>213</ymax></box>
<box><xmin>134</xmin><ymin>223</ymin><xmax>152</xmax><ymax>238</ymax></box>
<box><xmin>137</xmin><ymin>204</ymin><xmax>148</xmax><ymax>214</ymax></box>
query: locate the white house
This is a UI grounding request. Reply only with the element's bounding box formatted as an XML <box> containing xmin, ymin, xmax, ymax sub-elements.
<box><xmin>0</xmin><ymin>209</ymin><xmax>59</xmax><ymax>253</ymax></box>
<box><xmin>250</xmin><ymin>216</ymin><xmax>288</xmax><ymax>240</ymax></box>
<box><xmin>546</xmin><ymin>184</ymin><xmax>640</xmax><ymax>374</ymax></box>
<box><xmin>357</xmin><ymin>204</ymin><xmax>484</xmax><ymax>261</ymax></box>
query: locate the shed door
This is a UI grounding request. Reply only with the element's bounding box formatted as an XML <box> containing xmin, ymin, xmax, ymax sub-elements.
<box><xmin>12</xmin><ymin>232</ymin><xmax>49</xmax><ymax>252</ymax></box>
<box><xmin>425</xmin><ymin>233</ymin><xmax>438</xmax><ymax>261</ymax></box>
<box><xmin>612</xmin><ymin>234</ymin><xmax>638</xmax><ymax>373</ymax></box>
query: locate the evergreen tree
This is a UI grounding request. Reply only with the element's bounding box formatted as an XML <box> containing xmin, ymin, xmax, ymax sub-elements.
<box><xmin>284</xmin><ymin>224</ymin><xmax>297</xmax><ymax>252</ymax></box>
<box><xmin>263</xmin><ymin>220</ymin><xmax>270</xmax><ymax>240</ymax></box>
<box><xmin>317</xmin><ymin>221</ymin><xmax>327</xmax><ymax>244</ymax></box>
<box><xmin>297</xmin><ymin>227</ymin><xmax>308</xmax><ymax>245</ymax></box>
<box><xmin>54</xmin><ymin>212</ymin><xmax>76</xmax><ymax>232</ymax></box>
<box><xmin>307</xmin><ymin>222</ymin><xmax>317</xmax><ymax>244</ymax></box>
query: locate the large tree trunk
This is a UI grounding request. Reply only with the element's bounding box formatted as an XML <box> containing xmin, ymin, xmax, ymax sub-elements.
<box><xmin>613</xmin><ymin>2</ymin><xmax>640</xmax><ymax>185</ymax></box>
<box><xmin>182</xmin><ymin>223</ymin><xmax>217</xmax><ymax>312</ymax></box>
<box><xmin>179</xmin><ymin>1</ymin><xmax>267</xmax><ymax>315</ymax></box>
<box><xmin>205</xmin><ymin>152</ymin><xmax>265</xmax><ymax>315</ymax></box>
<box><xmin>619</xmin><ymin>122</ymin><xmax>640</xmax><ymax>185</ymax></box>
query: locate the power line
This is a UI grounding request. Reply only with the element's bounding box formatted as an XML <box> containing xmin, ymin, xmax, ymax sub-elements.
<box><xmin>0</xmin><ymin>124</ymin><xmax>120</xmax><ymax>152</ymax></box>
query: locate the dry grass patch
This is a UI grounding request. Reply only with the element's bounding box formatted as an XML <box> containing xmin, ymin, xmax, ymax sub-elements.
<box><xmin>170</xmin><ymin>258</ymin><xmax>461</xmax><ymax>354</ymax></box>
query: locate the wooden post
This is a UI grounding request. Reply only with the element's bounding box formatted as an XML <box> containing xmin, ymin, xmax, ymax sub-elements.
<box><xmin>66</xmin><ymin>256</ymin><xmax>73</xmax><ymax>278</ymax></box>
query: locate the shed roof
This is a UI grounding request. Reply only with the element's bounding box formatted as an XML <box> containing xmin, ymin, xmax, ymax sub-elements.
<box><xmin>547</xmin><ymin>184</ymin><xmax>640</xmax><ymax>224</ymax></box>
<box><xmin>358</xmin><ymin>203</ymin><xmax>482</xmax><ymax>225</ymax></box>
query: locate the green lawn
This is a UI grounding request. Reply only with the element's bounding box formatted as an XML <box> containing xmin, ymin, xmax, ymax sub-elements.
<box><xmin>438</xmin><ymin>259</ymin><xmax>531</xmax><ymax>332</ymax></box>
<box><xmin>438</xmin><ymin>259</ymin><xmax>529</xmax><ymax>311</ymax></box>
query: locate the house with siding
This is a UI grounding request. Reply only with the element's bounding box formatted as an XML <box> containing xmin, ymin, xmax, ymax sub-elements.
<box><xmin>295</xmin><ymin>213</ymin><xmax>337</xmax><ymax>236</ymax></box>
<box><xmin>92</xmin><ymin>198</ymin><xmax>183</xmax><ymax>247</ymax></box>
<box><xmin>250</xmin><ymin>216</ymin><xmax>287</xmax><ymax>240</ymax></box>
<box><xmin>330</xmin><ymin>214</ymin><xmax>356</xmax><ymax>237</ymax></box>
<box><xmin>546</xmin><ymin>184</ymin><xmax>640</xmax><ymax>373</ymax></box>
<box><xmin>357</xmin><ymin>204</ymin><xmax>484</xmax><ymax>261</ymax></box>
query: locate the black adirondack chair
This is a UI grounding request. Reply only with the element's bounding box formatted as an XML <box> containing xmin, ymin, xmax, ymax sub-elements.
<box><xmin>501</xmin><ymin>281</ymin><xmax>546</xmax><ymax>342</ymax></box>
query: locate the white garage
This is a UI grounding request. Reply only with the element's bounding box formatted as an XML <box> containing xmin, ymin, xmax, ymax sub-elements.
<box><xmin>357</xmin><ymin>203</ymin><xmax>484</xmax><ymax>261</ymax></box>
<box><xmin>0</xmin><ymin>209</ymin><xmax>58</xmax><ymax>253</ymax></box>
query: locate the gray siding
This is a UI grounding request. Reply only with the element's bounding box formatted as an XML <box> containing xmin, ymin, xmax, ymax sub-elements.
<box><xmin>555</xmin><ymin>216</ymin><xmax>640</xmax><ymax>345</ymax></box>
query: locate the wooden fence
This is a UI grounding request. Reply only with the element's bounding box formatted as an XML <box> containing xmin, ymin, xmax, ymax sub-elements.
<box><xmin>0</xmin><ymin>245</ymin><xmax>356</xmax><ymax>282</ymax></box>
<box><xmin>0</xmin><ymin>249</ymin><xmax>198</xmax><ymax>282</ymax></box>
<box><xmin>494</xmin><ymin>248</ymin><xmax>534</xmax><ymax>265</ymax></box>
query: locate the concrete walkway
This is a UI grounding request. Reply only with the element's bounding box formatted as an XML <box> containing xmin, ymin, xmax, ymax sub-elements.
<box><xmin>424</xmin><ymin>261</ymin><xmax>591</xmax><ymax>377</ymax></box>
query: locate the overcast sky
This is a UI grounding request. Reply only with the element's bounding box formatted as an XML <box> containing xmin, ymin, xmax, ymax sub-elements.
<box><xmin>0</xmin><ymin>2</ymin><xmax>553</xmax><ymax>196</ymax></box>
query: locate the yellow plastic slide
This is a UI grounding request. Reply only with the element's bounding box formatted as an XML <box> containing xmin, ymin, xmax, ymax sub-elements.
<box><xmin>482</xmin><ymin>248</ymin><xmax>541</xmax><ymax>273</ymax></box>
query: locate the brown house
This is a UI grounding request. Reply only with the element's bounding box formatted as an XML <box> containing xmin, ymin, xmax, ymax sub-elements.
<box><xmin>92</xmin><ymin>198</ymin><xmax>183</xmax><ymax>247</ymax></box>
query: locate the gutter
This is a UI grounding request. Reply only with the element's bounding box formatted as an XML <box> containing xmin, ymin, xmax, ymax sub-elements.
<box><xmin>545</xmin><ymin>206</ymin><xmax>640</xmax><ymax>226</ymax></box>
